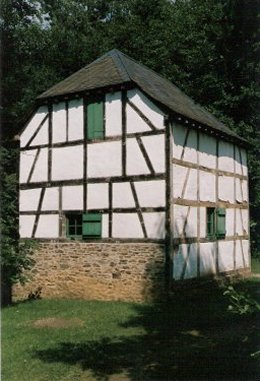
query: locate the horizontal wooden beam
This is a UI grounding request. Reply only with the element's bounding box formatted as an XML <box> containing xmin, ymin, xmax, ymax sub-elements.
<box><xmin>173</xmin><ymin>198</ymin><xmax>248</xmax><ymax>209</ymax></box>
<box><xmin>20</xmin><ymin>129</ymin><xmax>165</xmax><ymax>151</ymax></box>
<box><xmin>20</xmin><ymin>173</ymin><xmax>166</xmax><ymax>189</ymax></box>
<box><xmin>172</xmin><ymin>158</ymin><xmax>247</xmax><ymax>180</ymax></box>
<box><xmin>173</xmin><ymin>235</ymin><xmax>249</xmax><ymax>245</ymax></box>
<box><xmin>20</xmin><ymin>237</ymin><xmax>165</xmax><ymax>244</ymax></box>
<box><xmin>20</xmin><ymin>206</ymin><xmax>166</xmax><ymax>215</ymax></box>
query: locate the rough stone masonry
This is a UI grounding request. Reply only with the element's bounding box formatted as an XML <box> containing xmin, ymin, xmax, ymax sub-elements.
<box><xmin>13</xmin><ymin>242</ymin><xmax>166</xmax><ymax>302</ymax></box>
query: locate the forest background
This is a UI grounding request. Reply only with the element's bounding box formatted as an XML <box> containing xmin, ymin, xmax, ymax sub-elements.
<box><xmin>1</xmin><ymin>0</ymin><xmax>259</xmax><ymax>292</ymax></box>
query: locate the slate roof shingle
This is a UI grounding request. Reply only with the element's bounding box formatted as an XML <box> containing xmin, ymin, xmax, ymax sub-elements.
<box><xmin>37</xmin><ymin>49</ymin><xmax>246</xmax><ymax>145</ymax></box>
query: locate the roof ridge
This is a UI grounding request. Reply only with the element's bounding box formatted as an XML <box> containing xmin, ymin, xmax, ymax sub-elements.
<box><xmin>117</xmin><ymin>50</ymin><xmax>203</xmax><ymax>107</ymax></box>
<box><xmin>108</xmin><ymin>49</ymin><xmax>131</xmax><ymax>82</ymax></box>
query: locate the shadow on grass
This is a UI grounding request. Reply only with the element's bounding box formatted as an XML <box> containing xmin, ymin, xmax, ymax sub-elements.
<box><xmin>34</xmin><ymin>280</ymin><xmax>259</xmax><ymax>381</ymax></box>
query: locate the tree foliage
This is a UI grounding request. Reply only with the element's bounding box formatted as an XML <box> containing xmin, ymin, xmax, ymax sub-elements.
<box><xmin>0</xmin><ymin>146</ymin><xmax>36</xmax><ymax>305</ymax></box>
<box><xmin>1</xmin><ymin>0</ymin><xmax>259</xmax><ymax>293</ymax></box>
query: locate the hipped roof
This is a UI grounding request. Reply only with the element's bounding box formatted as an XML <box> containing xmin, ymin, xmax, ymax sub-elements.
<box><xmin>37</xmin><ymin>49</ymin><xmax>246</xmax><ymax>145</ymax></box>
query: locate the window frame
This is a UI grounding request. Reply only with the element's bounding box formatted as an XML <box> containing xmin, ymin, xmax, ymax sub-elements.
<box><xmin>66</xmin><ymin>213</ymin><xmax>102</xmax><ymax>240</ymax></box>
<box><xmin>85</xmin><ymin>95</ymin><xmax>105</xmax><ymax>140</ymax></box>
<box><xmin>206</xmin><ymin>207</ymin><xmax>226</xmax><ymax>240</ymax></box>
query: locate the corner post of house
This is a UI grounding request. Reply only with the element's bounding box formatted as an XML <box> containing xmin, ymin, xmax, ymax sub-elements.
<box><xmin>164</xmin><ymin>114</ymin><xmax>173</xmax><ymax>293</ymax></box>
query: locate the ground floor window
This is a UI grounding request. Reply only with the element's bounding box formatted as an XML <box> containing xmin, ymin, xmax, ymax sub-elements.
<box><xmin>206</xmin><ymin>207</ymin><xmax>226</xmax><ymax>239</ymax></box>
<box><xmin>66</xmin><ymin>213</ymin><xmax>102</xmax><ymax>239</ymax></box>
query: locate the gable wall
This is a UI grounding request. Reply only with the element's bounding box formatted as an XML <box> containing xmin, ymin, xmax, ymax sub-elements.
<box><xmin>171</xmin><ymin>122</ymin><xmax>250</xmax><ymax>281</ymax></box>
<box><xmin>19</xmin><ymin>88</ymin><xmax>166</xmax><ymax>240</ymax></box>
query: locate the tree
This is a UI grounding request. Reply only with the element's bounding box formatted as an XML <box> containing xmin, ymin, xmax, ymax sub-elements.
<box><xmin>0</xmin><ymin>146</ymin><xmax>36</xmax><ymax>305</ymax></box>
<box><xmin>1</xmin><ymin>0</ymin><xmax>259</xmax><ymax>297</ymax></box>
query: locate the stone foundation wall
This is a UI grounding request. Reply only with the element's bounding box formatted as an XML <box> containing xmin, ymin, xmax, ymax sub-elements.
<box><xmin>13</xmin><ymin>242</ymin><xmax>166</xmax><ymax>302</ymax></box>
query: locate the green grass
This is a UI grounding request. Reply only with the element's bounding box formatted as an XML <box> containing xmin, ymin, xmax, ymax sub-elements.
<box><xmin>251</xmin><ymin>257</ymin><xmax>260</xmax><ymax>274</ymax></box>
<box><xmin>2</xmin><ymin>278</ymin><xmax>260</xmax><ymax>381</ymax></box>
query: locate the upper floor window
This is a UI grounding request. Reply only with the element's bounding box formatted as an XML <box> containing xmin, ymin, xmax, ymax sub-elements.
<box><xmin>85</xmin><ymin>96</ymin><xmax>104</xmax><ymax>140</ymax></box>
<box><xmin>206</xmin><ymin>207</ymin><xmax>226</xmax><ymax>239</ymax></box>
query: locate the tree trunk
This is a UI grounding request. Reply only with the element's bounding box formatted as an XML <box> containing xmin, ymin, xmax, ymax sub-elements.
<box><xmin>1</xmin><ymin>281</ymin><xmax>12</xmax><ymax>306</ymax></box>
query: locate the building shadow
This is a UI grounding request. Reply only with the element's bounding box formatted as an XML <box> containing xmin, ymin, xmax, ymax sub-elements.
<box><xmin>33</xmin><ymin>274</ymin><xmax>259</xmax><ymax>381</ymax></box>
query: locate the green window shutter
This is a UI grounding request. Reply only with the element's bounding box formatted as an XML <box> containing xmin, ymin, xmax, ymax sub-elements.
<box><xmin>87</xmin><ymin>101</ymin><xmax>104</xmax><ymax>139</ymax></box>
<box><xmin>206</xmin><ymin>208</ymin><xmax>215</xmax><ymax>238</ymax></box>
<box><xmin>216</xmin><ymin>208</ymin><xmax>226</xmax><ymax>239</ymax></box>
<box><xmin>82</xmin><ymin>213</ymin><xmax>102</xmax><ymax>238</ymax></box>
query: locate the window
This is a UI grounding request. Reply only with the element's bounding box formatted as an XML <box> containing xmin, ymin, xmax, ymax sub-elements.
<box><xmin>85</xmin><ymin>97</ymin><xmax>104</xmax><ymax>140</ymax></box>
<box><xmin>206</xmin><ymin>207</ymin><xmax>226</xmax><ymax>239</ymax></box>
<box><xmin>66</xmin><ymin>213</ymin><xmax>102</xmax><ymax>239</ymax></box>
<box><xmin>206</xmin><ymin>207</ymin><xmax>215</xmax><ymax>238</ymax></box>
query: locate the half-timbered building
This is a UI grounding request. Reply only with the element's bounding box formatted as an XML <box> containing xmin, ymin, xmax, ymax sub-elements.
<box><xmin>16</xmin><ymin>49</ymin><xmax>250</xmax><ymax>301</ymax></box>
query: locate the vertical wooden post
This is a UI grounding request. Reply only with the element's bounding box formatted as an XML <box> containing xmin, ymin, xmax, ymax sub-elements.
<box><xmin>108</xmin><ymin>181</ymin><xmax>113</xmax><ymax>238</ymax></box>
<box><xmin>65</xmin><ymin>100</ymin><xmax>69</xmax><ymax>142</ymax></box>
<box><xmin>233</xmin><ymin>144</ymin><xmax>237</xmax><ymax>270</ymax></box>
<box><xmin>196</xmin><ymin>130</ymin><xmax>200</xmax><ymax>277</ymax></box>
<box><xmin>59</xmin><ymin>186</ymin><xmax>63</xmax><ymax>238</ymax></box>
<box><xmin>215</xmin><ymin>139</ymin><xmax>219</xmax><ymax>274</ymax></box>
<box><xmin>246</xmin><ymin>150</ymin><xmax>251</xmax><ymax>271</ymax></box>
<box><xmin>122</xmin><ymin>90</ymin><xmax>127</xmax><ymax>177</ymax></box>
<box><xmin>47</xmin><ymin>103</ymin><xmax>53</xmax><ymax>182</ymax></box>
<box><xmin>83</xmin><ymin>98</ymin><xmax>87</xmax><ymax>212</ymax></box>
<box><xmin>165</xmin><ymin>115</ymin><xmax>173</xmax><ymax>291</ymax></box>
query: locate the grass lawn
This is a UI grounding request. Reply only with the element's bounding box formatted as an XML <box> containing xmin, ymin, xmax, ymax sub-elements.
<box><xmin>2</xmin><ymin>277</ymin><xmax>260</xmax><ymax>381</ymax></box>
<box><xmin>251</xmin><ymin>257</ymin><xmax>260</xmax><ymax>275</ymax></box>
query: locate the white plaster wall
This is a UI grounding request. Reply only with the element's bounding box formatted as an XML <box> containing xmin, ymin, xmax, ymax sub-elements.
<box><xmin>112</xmin><ymin>213</ymin><xmax>143</xmax><ymax>238</ymax></box>
<box><xmin>173</xmin><ymin>205</ymin><xmax>197</xmax><ymax>238</ymax></box>
<box><xmin>88</xmin><ymin>141</ymin><xmax>121</xmax><ymax>178</ymax></box>
<box><xmin>127</xmin><ymin>89</ymin><xmax>164</xmax><ymax>129</ymax></box>
<box><xmin>20</xmin><ymin>106</ymin><xmax>48</xmax><ymax>147</ymax></box>
<box><xmin>20</xmin><ymin>149</ymin><xmax>48</xmax><ymax>183</ymax></box>
<box><xmin>173</xmin><ymin>243</ymin><xmax>198</xmax><ymax>280</ymax></box>
<box><xmin>218</xmin><ymin>141</ymin><xmax>234</xmax><ymax>172</ymax></box>
<box><xmin>53</xmin><ymin>102</ymin><xmax>66</xmax><ymax>143</ymax></box>
<box><xmin>30</xmin><ymin>148</ymin><xmax>48</xmax><ymax>183</ymax></box>
<box><xmin>30</xmin><ymin>118</ymin><xmax>48</xmax><ymax>146</ymax></box>
<box><xmin>19</xmin><ymin>215</ymin><xmax>35</xmax><ymax>238</ymax></box>
<box><xmin>199</xmin><ymin>171</ymin><xmax>216</xmax><ymax>202</ymax></box>
<box><xmin>20</xmin><ymin>150</ymin><xmax>37</xmax><ymax>183</ymax></box>
<box><xmin>35</xmin><ymin>214</ymin><xmax>59</xmax><ymax>238</ymax></box>
<box><xmin>134</xmin><ymin>180</ymin><xmax>165</xmax><ymax>207</ymax></box>
<box><xmin>41</xmin><ymin>187</ymin><xmax>59</xmax><ymax>211</ymax></box>
<box><xmin>102</xmin><ymin>213</ymin><xmax>109</xmax><ymax>238</ymax></box>
<box><xmin>226</xmin><ymin>208</ymin><xmax>234</xmax><ymax>236</ymax></box>
<box><xmin>236</xmin><ymin>240</ymin><xmax>249</xmax><ymax>268</ymax></box>
<box><xmin>62</xmin><ymin>185</ymin><xmax>83</xmax><ymax>210</ymax></box>
<box><xmin>172</xmin><ymin>124</ymin><xmax>197</xmax><ymax>163</ymax></box>
<box><xmin>126</xmin><ymin>138</ymin><xmax>150</xmax><ymax>175</ymax></box>
<box><xmin>141</xmin><ymin>134</ymin><xmax>165</xmax><ymax>173</ymax></box>
<box><xmin>235</xmin><ymin>209</ymin><xmax>248</xmax><ymax>235</ymax></box>
<box><xmin>87</xmin><ymin>183</ymin><xmax>109</xmax><ymax>209</ymax></box>
<box><xmin>68</xmin><ymin>99</ymin><xmax>84</xmax><ymax>141</ymax></box>
<box><xmin>172</xmin><ymin>165</ymin><xmax>197</xmax><ymax>200</ymax></box>
<box><xmin>143</xmin><ymin>212</ymin><xmax>165</xmax><ymax>239</ymax></box>
<box><xmin>218</xmin><ymin>176</ymin><xmax>234</xmax><ymax>203</ymax></box>
<box><xmin>52</xmin><ymin>145</ymin><xmax>83</xmax><ymax>180</ymax></box>
<box><xmin>105</xmin><ymin>92</ymin><xmax>122</xmax><ymax>136</ymax></box>
<box><xmin>199</xmin><ymin>133</ymin><xmax>216</xmax><ymax>169</ymax></box>
<box><xmin>235</xmin><ymin>146</ymin><xmax>247</xmax><ymax>176</ymax></box>
<box><xmin>126</xmin><ymin>103</ymin><xmax>151</xmax><ymax>133</ymax></box>
<box><xmin>181</xmin><ymin>128</ymin><xmax>197</xmax><ymax>163</ymax></box>
<box><xmin>235</xmin><ymin>179</ymin><xmax>248</xmax><ymax>203</ymax></box>
<box><xmin>20</xmin><ymin>189</ymin><xmax>41</xmax><ymax>211</ymax></box>
<box><xmin>218</xmin><ymin>241</ymin><xmax>234</xmax><ymax>272</ymax></box>
<box><xmin>199</xmin><ymin>242</ymin><xmax>216</xmax><ymax>276</ymax></box>
<box><xmin>112</xmin><ymin>182</ymin><xmax>135</xmax><ymax>208</ymax></box>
